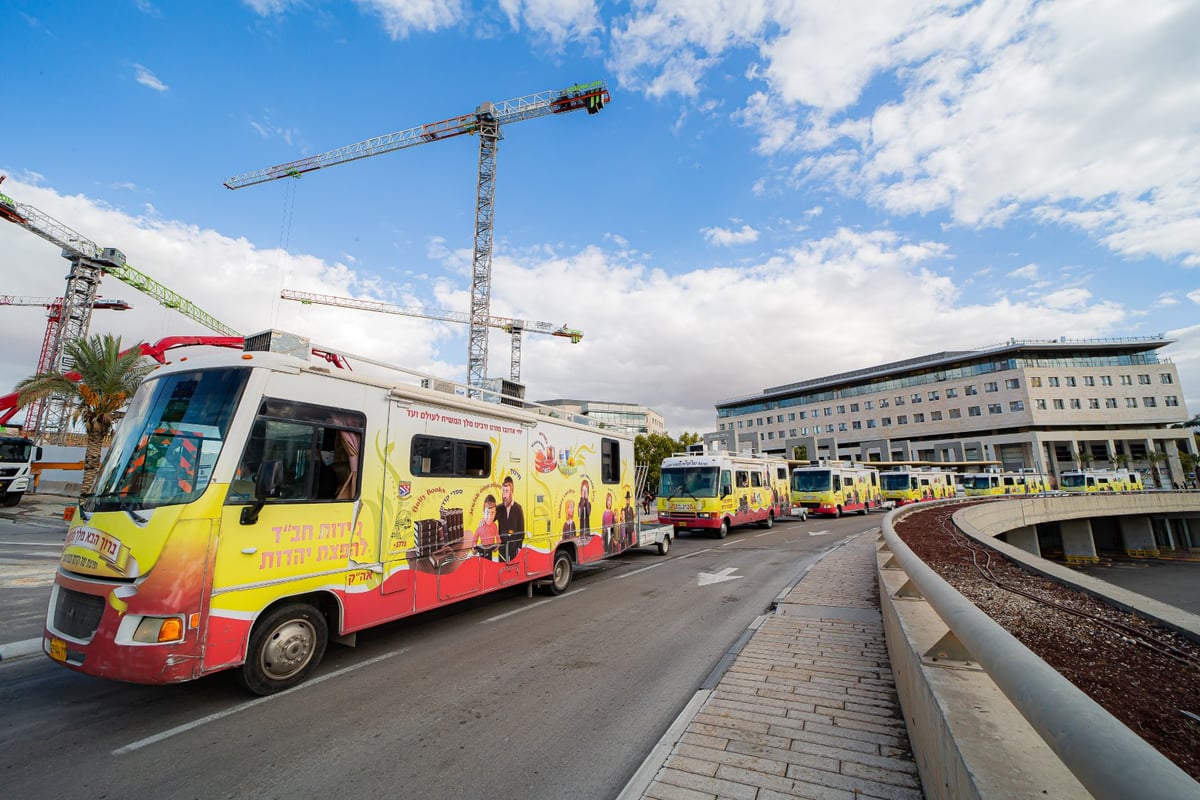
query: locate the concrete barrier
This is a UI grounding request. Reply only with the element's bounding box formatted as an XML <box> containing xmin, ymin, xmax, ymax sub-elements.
<box><xmin>878</xmin><ymin>498</ymin><xmax>1200</xmax><ymax>800</ymax></box>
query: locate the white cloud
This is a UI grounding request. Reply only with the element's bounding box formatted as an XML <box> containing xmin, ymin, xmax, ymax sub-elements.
<box><xmin>132</xmin><ymin>64</ymin><xmax>168</xmax><ymax>92</ymax></box>
<box><xmin>1188</xmin><ymin>289</ymin><xmax>1200</xmax><ymax>304</ymax></box>
<box><xmin>498</xmin><ymin>0</ymin><xmax>601</xmax><ymax>47</ymax></box>
<box><xmin>2</xmin><ymin>179</ymin><xmax>1195</xmax><ymax>436</ymax></box>
<box><xmin>609</xmin><ymin>0</ymin><xmax>1200</xmax><ymax>267</ymax></box>
<box><xmin>701</xmin><ymin>223</ymin><xmax>759</xmax><ymax>247</ymax></box>
<box><xmin>1007</xmin><ymin>263</ymin><xmax>1039</xmax><ymax>280</ymax></box>
<box><xmin>353</xmin><ymin>0</ymin><xmax>466</xmax><ymax>38</ymax></box>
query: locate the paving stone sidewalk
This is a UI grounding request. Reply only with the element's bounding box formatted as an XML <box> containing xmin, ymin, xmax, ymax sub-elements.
<box><xmin>634</xmin><ymin>532</ymin><xmax>924</xmax><ymax>800</ymax></box>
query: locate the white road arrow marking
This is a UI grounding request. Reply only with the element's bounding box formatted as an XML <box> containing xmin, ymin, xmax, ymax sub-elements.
<box><xmin>808</xmin><ymin>530</ymin><xmax>833</xmax><ymax>536</ymax></box>
<box><xmin>697</xmin><ymin>567</ymin><xmax>742</xmax><ymax>586</ymax></box>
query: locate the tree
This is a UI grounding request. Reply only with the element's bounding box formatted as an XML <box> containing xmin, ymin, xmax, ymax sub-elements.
<box><xmin>1113</xmin><ymin>452</ymin><xmax>1131</xmax><ymax>470</ymax></box>
<box><xmin>15</xmin><ymin>334</ymin><xmax>154</xmax><ymax>497</ymax></box>
<box><xmin>635</xmin><ymin>433</ymin><xmax>682</xmax><ymax>494</ymax></box>
<box><xmin>792</xmin><ymin>445</ymin><xmax>809</xmax><ymax>461</ymax></box>
<box><xmin>1077</xmin><ymin>449</ymin><xmax>1094</xmax><ymax>470</ymax></box>
<box><xmin>1179</xmin><ymin>450</ymin><xmax>1198</xmax><ymax>487</ymax></box>
<box><xmin>1144</xmin><ymin>450</ymin><xmax>1167</xmax><ymax>489</ymax></box>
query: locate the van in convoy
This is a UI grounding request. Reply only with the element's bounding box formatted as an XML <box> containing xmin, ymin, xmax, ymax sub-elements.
<box><xmin>790</xmin><ymin>461</ymin><xmax>882</xmax><ymax>517</ymax></box>
<box><xmin>879</xmin><ymin>466</ymin><xmax>954</xmax><ymax>506</ymax></box>
<box><xmin>657</xmin><ymin>451</ymin><xmax>790</xmax><ymax>538</ymax></box>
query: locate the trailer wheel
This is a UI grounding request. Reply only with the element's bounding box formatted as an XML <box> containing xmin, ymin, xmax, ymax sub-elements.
<box><xmin>714</xmin><ymin>520</ymin><xmax>729</xmax><ymax>539</ymax></box>
<box><xmin>657</xmin><ymin>535</ymin><xmax>671</xmax><ymax>555</ymax></box>
<box><xmin>237</xmin><ymin>603</ymin><xmax>328</xmax><ymax>696</ymax></box>
<box><xmin>545</xmin><ymin>550</ymin><xmax>573</xmax><ymax>595</ymax></box>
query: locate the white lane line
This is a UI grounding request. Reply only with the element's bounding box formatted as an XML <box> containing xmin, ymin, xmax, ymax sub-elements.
<box><xmin>112</xmin><ymin>649</ymin><xmax>408</xmax><ymax>755</ymax></box>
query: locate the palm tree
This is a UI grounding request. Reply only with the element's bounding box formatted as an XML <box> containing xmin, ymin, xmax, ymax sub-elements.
<box><xmin>15</xmin><ymin>334</ymin><xmax>154</xmax><ymax>497</ymax></box>
<box><xmin>1113</xmin><ymin>452</ymin><xmax>1131</xmax><ymax>471</ymax></box>
<box><xmin>1077</xmin><ymin>450</ymin><xmax>1094</xmax><ymax>470</ymax></box>
<box><xmin>1144</xmin><ymin>450</ymin><xmax>1167</xmax><ymax>489</ymax></box>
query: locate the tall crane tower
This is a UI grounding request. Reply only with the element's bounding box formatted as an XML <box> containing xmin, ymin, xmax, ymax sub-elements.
<box><xmin>226</xmin><ymin>80</ymin><xmax>609</xmax><ymax>395</ymax></box>
<box><xmin>0</xmin><ymin>179</ymin><xmax>240</xmax><ymax>439</ymax></box>
<box><xmin>281</xmin><ymin>288</ymin><xmax>581</xmax><ymax>383</ymax></box>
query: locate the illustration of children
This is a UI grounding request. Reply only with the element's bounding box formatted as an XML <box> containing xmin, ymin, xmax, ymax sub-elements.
<box><xmin>473</xmin><ymin>494</ymin><xmax>499</xmax><ymax>554</ymax></box>
<box><xmin>563</xmin><ymin>499</ymin><xmax>577</xmax><ymax>537</ymax></box>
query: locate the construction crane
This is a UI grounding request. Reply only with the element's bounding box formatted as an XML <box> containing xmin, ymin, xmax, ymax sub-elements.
<box><xmin>0</xmin><ymin>176</ymin><xmax>241</xmax><ymax>439</ymax></box>
<box><xmin>281</xmin><ymin>288</ymin><xmax>582</xmax><ymax>383</ymax></box>
<box><xmin>226</xmin><ymin>80</ymin><xmax>609</xmax><ymax>395</ymax></box>
<box><xmin>0</xmin><ymin>295</ymin><xmax>132</xmax><ymax>432</ymax></box>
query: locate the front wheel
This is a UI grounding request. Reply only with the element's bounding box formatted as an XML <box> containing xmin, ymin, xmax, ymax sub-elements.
<box><xmin>238</xmin><ymin>603</ymin><xmax>328</xmax><ymax>696</ymax></box>
<box><xmin>2</xmin><ymin>493</ymin><xmax>21</xmax><ymax>507</ymax></box>
<box><xmin>545</xmin><ymin>550</ymin><xmax>573</xmax><ymax>595</ymax></box>
<box><xmin>714</xmin><ymin>520</ymin><xmax>729</xmax><ymax>539</ymax></box>
<box><xmin>657</xmin><ymin>536</ymin><xmax>671</xmax><ymax>555</ymax></box>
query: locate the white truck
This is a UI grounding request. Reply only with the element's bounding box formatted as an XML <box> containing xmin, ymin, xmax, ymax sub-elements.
<box><xmin>0</xmin><ymin>435</ymin><xmax>41</xmax><ymax>507</ymax></box>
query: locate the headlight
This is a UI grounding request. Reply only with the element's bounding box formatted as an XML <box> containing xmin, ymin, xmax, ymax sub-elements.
<box><xmin>132</xmin><ymin>616</ymin><xmax>185</xmax><ymax>644</ymax></box>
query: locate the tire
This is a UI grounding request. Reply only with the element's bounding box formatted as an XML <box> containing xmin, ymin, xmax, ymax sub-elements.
<box><xmin>714</xmin><ymin>520</ymin><xmax>729</xmax><ymax>539</ymax></box>
<box><xmin>657</xmin><ymin>535</ymin><xmax>671</xmax><ymax>555</ymax></box>
<box><xmin>2</xmin><ymin>493</ymin><xmax>21</xmax><ymax>507</ymax></box>
<box><xmin>835</xmin><ymin>506</ymin><xmax>843</xmax><ymax>518</ymax></box>
<box><xmin>759</xmin><ymin>513</ymin><xmax>774</xmax><ymax>529</ymax></box>
<box><xmin>545</xmin><ymin>550</ymin><xmax>573</xmax><ymax>595</ymax></box>
<box><xmin>237</xmin><ymin>603</ymin><xmax>328</xmax><ymax>696</ymax></box>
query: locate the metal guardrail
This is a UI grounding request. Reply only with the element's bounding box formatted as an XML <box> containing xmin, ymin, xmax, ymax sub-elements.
<box><xmin>881</xmin><ymin>502</ymin><xmax>1200</xmax><ymax>800</ymax></box>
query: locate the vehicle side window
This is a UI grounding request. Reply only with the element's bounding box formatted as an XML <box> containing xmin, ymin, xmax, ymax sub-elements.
<box><xmin>750</xmin><ymin>471</ymin><xmax>762</xmax><ymax>488</ymax></box>
<box><xmin>411</xmin><ymin>434</ymin><xmax>491</xmax><ymax>478</ymax></box>
<box><xmin>601</xmin><ymin>438</ymin><xmax>621</xmax><ymax>484</ymax></box>
<box><xmin>229</xmin><ymin>400</ymin><xmax>365</xmax><ymax>504</ymax></box>
<box><xmin>736</xmin><ymin>470</ymin><xmax>749</xmax><ymax>488</ymax></box>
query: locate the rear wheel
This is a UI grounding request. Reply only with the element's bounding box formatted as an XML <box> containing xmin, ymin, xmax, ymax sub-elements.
<box><xmin>758</xmin><ymin>513</ymin><xmax>774</xmax><ymax>529</ymax></box>
<box><xmin>657</xmin><ymin>535</ymin><xmax>671</xmax><ymax>555</ymax></box>
<box><xmin>545</xmin><ymin>550</ymin><xmax>573</xmax><ymax>595</ymax></box>
<box><xmin>238</xmin><ymin>603</ymin><xmax>327</xmax><ymax>696</ymax></box>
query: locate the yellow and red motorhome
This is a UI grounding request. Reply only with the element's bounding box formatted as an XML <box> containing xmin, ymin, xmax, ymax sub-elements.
<box><xmin>656</xmin><ymin>452</ymin><xmax>790</xmax><ymax>538</ymax></box>
<box><xmin>960</xmin><ymin>468</ymin><xmax>1051</xmax><ymax>497</ymax></box>
<box><xmin>790</xmin><ymin>461</ymin><xmax>882</xmax><ymax>517</ymax></box>
<box><xmin>43</xmin><ymin>334</ymin><xmax>668</xmax><ymax>694</ymax></box>
<box><xmin>1059</xmin><ymin>468</ymin><xmax>1144</xmax><ymax>493</ymax></box>
<box><xmin>879</xmin><ymin>466</ymin><xmax>954</xmax><ymax>506</ymax></box>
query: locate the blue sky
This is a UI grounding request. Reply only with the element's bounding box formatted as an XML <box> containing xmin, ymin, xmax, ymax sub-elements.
<box><xmin>2</xmin><ymin>0</ymin><xmax>1198</xmax><ymax>435</ymax></box>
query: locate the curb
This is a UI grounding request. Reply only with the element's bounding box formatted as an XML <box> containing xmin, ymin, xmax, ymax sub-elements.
<box><xmin>0</xmin><ymin>638</ymin><xmax>43</xmax><ymax>662</ymax></box>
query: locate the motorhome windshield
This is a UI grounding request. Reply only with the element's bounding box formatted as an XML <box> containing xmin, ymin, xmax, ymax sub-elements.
<box><xmin>791</xmin><ymin>470</ymin><xmax>832</xmax><ymax>492</ymax></box>
<box><xmin>1060</xmin><ymin>473</ymin><xmax>1089</xmax><ymax>488</ymax></box>
<box><xmin>880</xmin><ymin>473</ymin><xmax>914</xmax><ymax>491</ymax></box>
<box><xmin>660</xmin><ymin>466</ymin><xmax>719</xmax><ymax>498</ymax></box>
<box><xmin>0</xmin><ymin>438</ymin><xmax>33</xmax><ymax>462</ymax></box>
<box><xmin>83</xmin><ymin>368</ymin><xmax>249</xmax><ymax>513</ymax></box>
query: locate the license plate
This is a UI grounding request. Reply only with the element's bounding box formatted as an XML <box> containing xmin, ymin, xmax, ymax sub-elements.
<box><xmin>49</xmin><ymin>637</ymin><xmax>67</xmax><ymax>662</ymax></box>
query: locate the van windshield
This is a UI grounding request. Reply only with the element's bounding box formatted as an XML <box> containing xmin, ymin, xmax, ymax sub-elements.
<box><xmin>791</xmin><ymin>470</ymin><xmax>832</xmax><ymax>492</ymax></box>
<box><xmin>880</xmin><ymin>473</ymin><xmax>912</xmax><ymax>491</ymax></box>
<box><xmin>83</xmin><ymin>368</ymin><xmax>249</xmax><ymax>513</ymax></box>
<box><xmin>660</xmin><ymin>466</ymin><xmax>719</xmax><ymax>498</ymax></box>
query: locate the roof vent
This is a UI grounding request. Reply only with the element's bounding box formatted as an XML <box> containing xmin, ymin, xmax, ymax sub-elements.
<box><xmin>243</xmin><ymin>329</ymin><xmax>311</xmax><ymax>359</ymax></box>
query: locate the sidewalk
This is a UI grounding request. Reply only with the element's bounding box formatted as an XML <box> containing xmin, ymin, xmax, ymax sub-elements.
<box><xmin>0</xmin><ymin>487</ymin><xmax>74</xmax><ymax>530</ymax></box>
<box><xmin>624</xmin><ymin>532</ymin><xmax>923</xmax><ymax>800</ymax></box>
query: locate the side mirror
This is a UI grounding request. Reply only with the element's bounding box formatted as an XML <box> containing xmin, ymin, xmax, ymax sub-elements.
<box><xmin>34</xmin><ymin>446</ymin><xmax>44</xmax><ymax>461</ymax></box>
<box><xmin>241</xmin><ymin>460</ymin><xmax>284</xmax><ymax>525</ymax></box>
<box><xmin>721</xmin><ymin>485</ymin><xmax>731</xmax><ymax>498</ymax></box>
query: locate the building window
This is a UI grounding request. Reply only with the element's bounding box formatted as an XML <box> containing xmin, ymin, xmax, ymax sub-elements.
<box><xmin>824</xmin><ymin>407</ymin><xmax>833</xmax><ymax>416</ymax></box>
<box><xmin>1088</xmin><ymin>398</ymin><xmax>1100</xmax><ymax>409</ymax></box>
<box><xmin>788</xmin><ymin>413</ymin><xmax>795</xmax><ymax>421</ymax></box>
<box><xmin>949</xmin><ymin>408</ymin><xmax>961</xmax><ymax>419</ymax></box>
<box><xmin>1053</xmin><ymin>399</ymin><xmax>1064</xmax><ymax>410</ymax></box>
<box><xmin>1120</xmin><ymin>375</ymin><xmax>1133</xmax><ymax>385</ymax></box>
<box><xmin>1165</xmin><ymin>395</ymin><xmax>1179</xmax><ymax>406</ymax></box>
<box><xmin>864</xmin><ymin>400</ymin><xmax>873</xmax><ymax>409</ymax></box>
<box><xmin>852</xmin><ymin>420</ymin><xmax>862</xmax><ymax>430</ymax></box>
<box><xmin>789</xmin><ymin>428</ymin><xmax>797</xmax><ymax>437</ymax></box>
<box><xmin>928</xmin><ymin>390</ymin><xmax>940</xmax><ymax>401</ymax></box>
<box><xmin>747</xmin><ymin>419</ymin><xmax>754</xmax><ymax>427</ymax></box>
<box><xmin>1036</xmin><ymin>399</ymin><xmax>1047</xmax><ymax>410</ymax></box>
<box><xmin>1029</xmin><ymin>377</ymin><xmax>1042</xmax><ymax>388</ymax></box>
<box><xmin>850</xmin><ymin>403</ymin><xmax>860</xmax><ymax>412</ymax></box>
<box><xmin>879</xmin><ymin>398</ymin><xmax>889</xmax><ymax>408</ymax></box>
<box><xmin>913</xmin><ymin>413</ymin><xmax>925</xmax><ymax>423</ymax></box>
<box><xmin>798</xmin><ymin>411</ymin><xmax>807</xmax><ymax>420</ymax></box>
<box><xmin>1138</xmin><ymin>374</ymin><xmax>1151</xmax><ymax>385</ymax></box>
<box><xmin>1161</xmin><ymin>373</ymin><xmax>1174</xmax><ymax>384</ymax></box>
<box><xmin>988</xmin><ymin>404</ymin><xmax>1002</xmax><ymax>414</ymax></box>
<box><xmin>965</xmin><ymin>385</ymin><xmax>978</xmax><ymax>396</ymax></box>
<box><xmin>895</xmin><ymin>396</ymin><xmax>905</xmax><ymax>406</ymax></box>
<box><xmin>1084</xmin><ymin>376</ymin><xmax>1095</xmax><ymax>386</ymax></box>
<box><xmin>1065</xmin><ymin>376</ymin><xmax>1076</xmax><ymax>387</ymax></box>
<box><xmin>737</xmin><ymin>421</ymin><xmax>743</xmax><ymax>428</ymax></box>
<box><xmin>910</xmin><ymin>393</ymin><xmax>922</xmax><ymax>404</ymax></box>
<box><xmin>881</xmin><ymin>417</ymin><xmax>891</xmax><ymax>426</ymax></box>
<box><xmin>838</xmin><ymin>422</ymin><xmax>848</xmax><ymax>431</ymax></box>
<box><xmin>945</xmin><ymin>388</ymin><xmax>958</xmax><ymax>398</ymax></box>
<box><xmin>985</xmin><ymin>381</ymin><xmax>998</xmax><ymax>393</ymax></box>
<box><xmin>836</xmin><ymin>405</ymin><xmax>846</xmax><ymax>414</ymax></box>
<box><xmin>968</xmin><ymin>406</ymin><xmax>981</xmax><ymax>417</ymax></box>
<box><xmin>1105</xmin><ymin>398</ymin><xmax>1118</xmax><ymax>408</ymax></box>
<box><xmin>867</xmin><ymin>419</ymin><xmax>877</xmax><ymax>428</ymax></box>
<box><xmin>1143</xmin><ymin>397</ymin><xmax>1157</xmax><ymax>408</ymax></box>
<box><xmin>1101</xmin><ymin>376</ymin><xmax>1113</xmax><ymax>386</ymax></box>
<box><xmin>930</xmin><ymin>410</ymin><xmax>943</xmax><ymax>421</ymax></box>
<box><xmin>1069</xmin><ymin>398</ymin><xmax>1081</xmax><ymax>409</ymax></box>
<box><xmin>1005</xmin><ymin>379</ymin><xmax>1020</xmax><ymax>390</ymax></box>
<box><xmin>757</xmin><ymin>417</ymin><xmax>763</xmax><ymax>425</ymax></box>
<box><xmin>767</xmin><ymin>431</ymin><xmax>775</xmax><ymax>439</ymax></box>
<box><xmin>897</xmin><ymin>415</ymin><xmax>908</xmax><ymax>424</ymax></box>
<box><xmin>826</xmin><ymin>424</ymin><xmax>834</xmax><ymax>433</ymax></box>
<box><xmin>1010</xmin><ymin>401</ymin><xmax>1025</xmax><ymax>412</ymax></box>
<box><xmin>1048</xmin><ymin>377</ymin><xmax>1060</xmax><ymax>387</ymax></box>
<box><xmin>1125</xmin><ymin>397</ymin><xmax>1138</xmax><ymax>408</ymax></box>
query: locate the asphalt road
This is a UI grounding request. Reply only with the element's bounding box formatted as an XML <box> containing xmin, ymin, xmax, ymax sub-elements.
<box><xmin>0</xmin><ymin>513</ymin><xmax>881</xmax><ymax>800</ymax></box>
